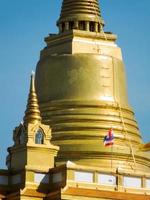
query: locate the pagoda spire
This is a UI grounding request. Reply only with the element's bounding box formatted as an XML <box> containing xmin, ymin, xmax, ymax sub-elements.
<box><xmin>23</xmin><ymin>72</ymin><xmax>41</xmax><ymax>124</ymax></box>
<box><xmin>57</xmin><ymin>0</ymin><xmax>104</xmax><ymax>33</ymax></box>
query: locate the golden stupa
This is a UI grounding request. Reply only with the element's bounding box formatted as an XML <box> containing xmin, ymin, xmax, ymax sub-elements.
<box><xmin>35</xmin><ymin>0</ymin><xmax>150</xmax><ymax>173</ymax></box>
<box><xmin>0</xmin><ymin>1</ymin><xmax>150</xmax><ymax>200</ymax></box>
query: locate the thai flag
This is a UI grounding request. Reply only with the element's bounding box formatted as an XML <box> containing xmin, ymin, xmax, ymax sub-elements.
<box><xmin>103</xmin><ymin>129</ymin><xmax>114</xmax><ymax>146</ymax></box>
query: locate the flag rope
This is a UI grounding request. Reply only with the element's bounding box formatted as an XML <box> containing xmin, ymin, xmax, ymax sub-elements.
<box><xmin>110</xmin><ymin>43</ymin><xmax>137</xmax><ymax>170</ymax></box>
<box><xmin>117</xmin><ymin>102</ymin><xmax>136</xmax><ymax>170</ymax></box>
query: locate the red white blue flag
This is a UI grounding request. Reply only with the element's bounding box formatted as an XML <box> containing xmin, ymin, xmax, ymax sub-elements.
<box><xmin>103</xmin><ymin>129</ymin><xmax>114</xmax><ymax>146</ymax></box>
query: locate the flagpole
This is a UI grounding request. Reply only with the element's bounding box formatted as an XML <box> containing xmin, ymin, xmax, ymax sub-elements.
<box><xmin>111</xmin><ymin>144</ymin><xmax>113</xmax><ymax>169</ymax></box>
<box><xmin>111</xmin><ymin>127</ymin><xmax>113</xmax><ymax>170</ymax></box>
<box><xmin>103</xmin><ymin>128</ymin><xmax>114</xmax><ymax>170</ymax></box>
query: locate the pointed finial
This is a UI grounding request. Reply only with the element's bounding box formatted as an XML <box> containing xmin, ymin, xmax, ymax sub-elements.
<box><xmin>23</xmin><ymin>72</ymin><xmax>41</xmax><ymax>124</ymax></box>
<box><xmin>30</xmin><ymin>71</ymin><xmax>35</xmax><ymax>92</ymax></box>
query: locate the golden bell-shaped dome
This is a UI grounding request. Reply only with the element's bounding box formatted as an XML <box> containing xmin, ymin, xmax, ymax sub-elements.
<box><xmin>35</xmin><ymin>0</ymin><xmax>150</xmax><ymax>173</ymax></box>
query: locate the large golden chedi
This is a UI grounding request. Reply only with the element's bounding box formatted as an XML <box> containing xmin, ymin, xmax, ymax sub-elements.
<box><xmin>35</xmin><ymin>0</ymin><xmax>150</xmax><ymax>173</ymax></box>
<box><xmin>1</xmin><ymin>1</ymin><xmax>150</xmax><ymax>200</ymax></box>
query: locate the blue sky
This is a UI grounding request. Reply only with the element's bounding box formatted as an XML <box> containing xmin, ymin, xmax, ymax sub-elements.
<box><xmin>0</xmin><ymin>0</ymin><xmax>150</xmax><ymax>168</ymax></box>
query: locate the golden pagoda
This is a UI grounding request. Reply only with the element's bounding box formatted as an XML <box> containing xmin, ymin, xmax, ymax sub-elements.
<box><xmin>36</xmin><ymin>0</ymin><xmax>150</xmax><ymax>172</ymax></box>
<box><xmin>0</xmin><ymin>0</ymin><xmax>150</xmax><ymax>199</ymax></box>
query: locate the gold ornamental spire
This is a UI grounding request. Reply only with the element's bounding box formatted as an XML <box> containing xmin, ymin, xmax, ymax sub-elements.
<box><xmin>23</xmin><ymin>72</ymin><xmax>41</xmax><ymax>124</ymax></box>
<box><xmin>57</xmin><ymin>0</ymin><xmax>104</xmax><ymax>33</ymax></box>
